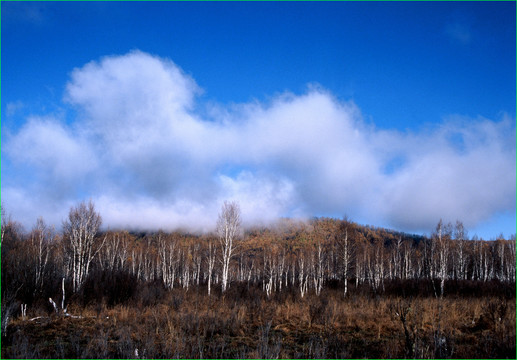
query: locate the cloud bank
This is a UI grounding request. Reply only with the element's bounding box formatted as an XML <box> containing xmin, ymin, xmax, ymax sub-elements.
<box><xmin>2</xmin><ymin>51</ymin><xmax>515</xmax><ymax>233</ymax></box>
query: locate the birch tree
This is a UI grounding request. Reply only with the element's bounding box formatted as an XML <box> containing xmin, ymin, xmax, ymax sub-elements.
<box><xmin>205</xmin><ymin>235</ymin><xmax>217</xmax><ymax>296</ymax></box>
<box><xmin>30</xmin><ymin>217</ymin><xmax>53</xmax><ymax>293</ymax></box>
<box><xmin>216</xmin><ymin>201</ymin><xmax>241</xmax><ymax>293</ymax></box>
<box><xmin>1</xmin><ymin>204</ymin><xmax>7</xmax><ymax>246</ymax></box>
<box><xmin>63</xmin><ymin>200</ymin><xmax>105</xmax><ymax>292</ymax></box>
<box><xmin>99</xmin><ymin>231</ymin><xmax>129</xmax><ymax>273</ymax></box>
<box><xmin>433</xmin><ymin>220</ymin><xmax>451</xmax><ymax>298</ymax></box>
<box><xmin>506</xmin><ymin>236</ymin><xmax>516</xmax><ymax>282</ymax></box>
<box><xmin>339</xmin><ymin>219</ymin><xmax>354</xmax><ymax>296</ymax></box>
<box><xmin>158</xmin><ymin>233</ymin><xmax>178</xmax><ymax>289</ymax></box>
<box><xmin>297</xmin><ymin>250</ymin><xmax>309</xmax><ymax>298</ymax></box>
<box><xmin>402</xmin><ymin>240</ymin><xmax>413</xmax><ymax>280</ymax></box>
<box><xmin>454</xmin><ymin>221</ymin><xmax>468</xmax><ymax>280</ymax></box>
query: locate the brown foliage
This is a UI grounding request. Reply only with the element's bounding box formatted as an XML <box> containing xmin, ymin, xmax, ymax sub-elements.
<box><xmin>2</xmin><ymin>285</ymin><xmax>515</xmax><ymax>359</ymax></box>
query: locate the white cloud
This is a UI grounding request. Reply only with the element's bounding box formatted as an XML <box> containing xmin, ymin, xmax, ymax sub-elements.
<box><xmin>217</xmin><ymin>171</ymin><xmax>298</xmax><ymax>227</ymax></box>
<box><xmin>4</xmin><ymin>115</ymin><xmax>97</xmax><ymax>181</ymax></box>
<box><xmin>376</xmin><ymin>117</ymin><xmax>516</xmax><ymax>231</ymax></box>
<box><xmin>2</xmin><ymin>51</ymin><xmax>515</xmax><ymax>234</ymax></box>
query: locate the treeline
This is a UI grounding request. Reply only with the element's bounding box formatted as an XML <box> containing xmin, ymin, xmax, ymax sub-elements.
<box><xmin>1</xmin><ymin>202</ymin><xmax>516</xmax><ymax>330</ymax></box>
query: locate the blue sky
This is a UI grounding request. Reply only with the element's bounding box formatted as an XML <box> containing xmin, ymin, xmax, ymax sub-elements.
<box><xmin>1</xmin><ymin>1</ymin><xmax>515</xmax><ymax>238</ymax></box>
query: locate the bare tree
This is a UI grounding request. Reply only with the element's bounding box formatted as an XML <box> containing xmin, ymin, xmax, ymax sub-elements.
<box><xmin>297</xmin><ymin>250</ymin><xmax>309</xmax><ymax>298</ymax></box>
<box><xmin>206</xmin><ymin>235</ymin><xmax>217</xmax><ymax>296</ymax></box>
<box><xmin>99</xmin><ymin>231</ymin><xmax>129</xmax><ymax>273</ymax></box>
<box><xmin>63</xmin><ymin>200</ymin><xmax>105</xmax><ymax>292</ymax></box>
<box><xmin>158</xmin><ymin>232</ymin><xmax>178</xmax><ymax>289</ymax></box>
<box><xmin>216</xmin><ymin>201</ymin><xmax>241</xmax><ymax>293</ymax></box>
<box><xmin>339</xmin><ymin>219</ymin><xmax>355</xmax><ymax>295</ymax></box>
<box><xmin>311</xmin><ymin>241</ymin><xmax>324</xmax><ymax>296</ymax></box>
<box><xmin>1</xmin><ymin>203</ymin><xmax>9</xmax><ymax>246</ymax></box>
<box><xmin>506</xmin><ymin>236</ymin><xmax>516</xmax><ymax>282</ymax></box>
<box><xmin>454</xmin><ymin>221</ymin><xmax>468</xmax><ymax>280</ymax></box>
<box><xmin>30</xmin><ymin>217</ymin><xmax>54</xmax><ymax>294</ymax></box>
<box><xmin>402</xmin><ymin>240</ymin><xmax>414</xmax><ymax>280</ymax></box>
<box><xmin>433</xmin><ymin>219</ymin><xmax>451</xmax><ymax>298</ymax></box>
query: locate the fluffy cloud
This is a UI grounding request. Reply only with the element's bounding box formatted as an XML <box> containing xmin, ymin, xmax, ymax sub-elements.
<box><xmin>2</xmin><ymin>51</ymin><xmax>515</xmax><ymax>233</ymax></box>
<box><xmin>4</xmin><ymin>116</ymin><xmax>97</xmax><ymax>180</ymax></box>
<box><xmin>378</xmin><ymin>117</ymin><xmax>516</xmax><ymax>230</ymax></box>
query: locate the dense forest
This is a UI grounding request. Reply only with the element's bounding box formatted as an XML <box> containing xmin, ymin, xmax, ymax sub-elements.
<box><xmin>1</xmin><ymin>201</ymin><xmax>515</xmax><ymax>359</ymax></box>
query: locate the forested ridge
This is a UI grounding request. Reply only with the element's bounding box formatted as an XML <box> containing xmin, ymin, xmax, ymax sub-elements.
<box><xmin>1</xmin><ymin>201</ymin><xmax>515</xmax><ymax>358</ymax></box>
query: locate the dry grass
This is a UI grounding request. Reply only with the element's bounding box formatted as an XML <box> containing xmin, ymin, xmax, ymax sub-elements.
<box><xmin>2</xmin><ymin>286</ymin><xmax>515</xmax><ymax>359</ymax></box>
